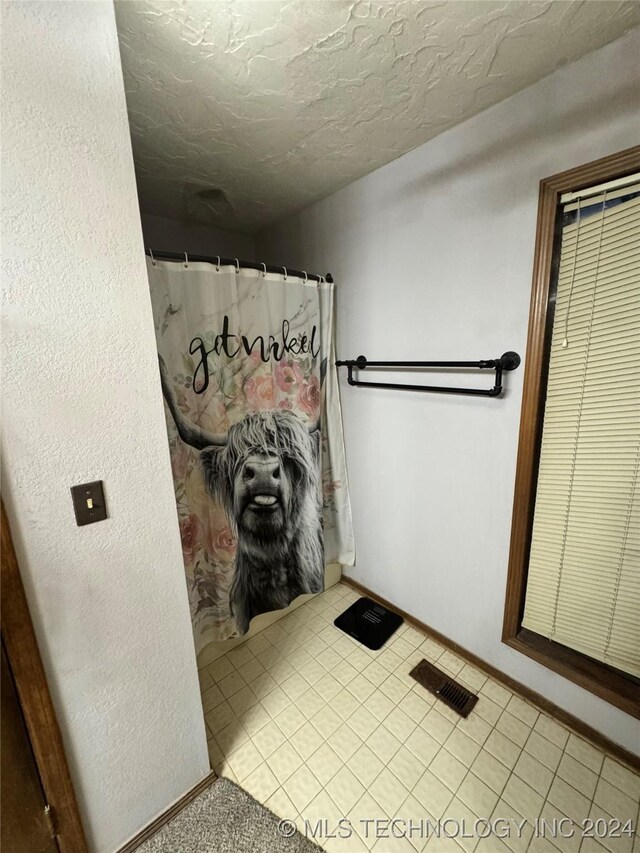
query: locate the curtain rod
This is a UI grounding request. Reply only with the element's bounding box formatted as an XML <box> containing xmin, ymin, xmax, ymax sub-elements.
<box><xmin>146</xmin><ymin>249</ymin><xmax>332</xmax><ymax>284</ymax></box>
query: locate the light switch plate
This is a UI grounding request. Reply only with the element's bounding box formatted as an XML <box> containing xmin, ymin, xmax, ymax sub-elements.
<box><xmin>71</xmin><ymin>481</ymin><xmax>107</xmax><ymax>526</ymax></box>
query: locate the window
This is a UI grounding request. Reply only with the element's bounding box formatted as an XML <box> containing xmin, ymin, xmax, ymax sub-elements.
<box><xmin>503</xmin><ymin>147</ymin><xmax>640</xmax><ymax>717</ymax></box>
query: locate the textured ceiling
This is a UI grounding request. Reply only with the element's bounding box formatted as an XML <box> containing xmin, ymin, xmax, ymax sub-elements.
<box><xmin>115</xmin><ymin>1</ymin><xmax>640</xmax><ymax>234</ymax></box>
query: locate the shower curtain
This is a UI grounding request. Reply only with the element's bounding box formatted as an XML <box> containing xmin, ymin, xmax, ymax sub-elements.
<box><xmin>148</xmin><ymin>258</ymin><xmax>354</xmax><ymax>648</ymax></box>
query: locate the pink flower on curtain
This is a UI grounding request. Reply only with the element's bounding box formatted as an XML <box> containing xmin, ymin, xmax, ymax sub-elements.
<box><xmin>275</xmin><ymin>360</ymin><xmax>303</xmax><ymax>392</ymax></box>
<box><xmin>203</xmin><ymin>508</ymin><xmax>237</xmax><ymax>563</ymax></box>
<box><xmin>171</xmin><ymin>440</ymin><xmax>191</xmax><ymax>481</ymax></box>
<box><xmin>180</xmin><ymin>514</ymin><xmax>203</xmax><ymax>562</ymax></box>
<box><xmin>244</xmin><ymin>374</ymin><xmax>276</xmax><ymax>410</ymax></box>
<box><xmin>323</xmin><ymin>480</ymin><xmax>342</xmax><ymax>497</ymax></box>
<box><xmin>214</xmin><ymin>527</ymin><xmax>237</xmax><ymax>562</ymax></box>
<box><xmin>278</xmin><ymin>399</ymin><xmax>293</xmax><ymax>411</ymax></box>
<box><xmin>298</xmin><ymin>375</ymin><xmax>321</xmax><ymax>417</ymax></box>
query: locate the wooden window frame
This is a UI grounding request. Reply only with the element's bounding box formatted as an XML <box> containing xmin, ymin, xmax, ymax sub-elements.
<box><xmin>502</xmin><ymin>145</ymin><xmax>640</xmax><ymax>719</ymax></box>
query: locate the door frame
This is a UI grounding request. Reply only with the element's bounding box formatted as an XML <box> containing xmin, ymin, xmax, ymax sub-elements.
<box><xmin>1</xmin><ymin>503</ymin><xmax>88</xmax><ymax>852</ymax></box>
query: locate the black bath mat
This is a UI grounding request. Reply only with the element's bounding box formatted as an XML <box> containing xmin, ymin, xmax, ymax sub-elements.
<box><xmin>334</xmin><ymin>596</ymin><xmax>404</xmax><ymax>650</ymax></box>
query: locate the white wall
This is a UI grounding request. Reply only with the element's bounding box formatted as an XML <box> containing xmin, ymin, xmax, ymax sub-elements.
<box><xmin>257</xmin><ymin>30</ymin><xmax>640</xmax><ymax>755</ymax></box>
<box><xmin>1</xmin><ymin>3</ymin><xmax>209</xmax><ymax>851</ymax></box>
<box><xmin>141</xmin><ymin>213</ymin><xmax>256</xmax><ymax>261</ymax></box>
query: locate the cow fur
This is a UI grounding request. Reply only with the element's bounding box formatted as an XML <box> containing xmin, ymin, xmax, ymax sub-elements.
<box><xmin>200</xmin><ymin>410</ymin><xmax>324</xmax><ymax>634</ymax></box>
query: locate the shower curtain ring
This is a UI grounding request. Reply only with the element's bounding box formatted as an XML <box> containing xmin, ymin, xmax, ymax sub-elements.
<box><xmin>216</xmin><ymin>256</ymin><xmax>221</xmax><ymax>271</ymax></box>
<box><xmin>234</xmin><ymin>258</ymin><xmax>240</xmax><ymax>273</ymax></box>
<box><xmin>302</xmin><ymin>271</ymin><xmax>308</xmax><ymax>283</ymax></box>
<box><xmin>282</xmin><ymin>267</ymin><xmax>287</xmax><ymax>280</ymax></box>
<box><xmin>149</xmin><ymin>248</ymin><xmax>156</xmax><ymax>266</ymax></box>
<box><xmin>184</xmin><ymin>252</ymin><xmax>189</xmax><ymax>268</ymax></box>
<box><xmin>261</xmin><ymin>263</ymin><xmax>267</xmax><ymax>277</ymax></box>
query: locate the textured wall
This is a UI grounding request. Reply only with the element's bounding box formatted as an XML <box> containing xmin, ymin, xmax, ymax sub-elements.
<box><xmin>141</xmin><ymin>213</ymin><xmax>256</xmax><ymax>259</ymax></box>
<box><xmin>1</xmin><ymin>3</ymin><xmax>209</xmax><ymax>851</ymax></box>
<box><xmin>115</xmin><ymin>0</ymin><xmax>640</xmax><ymax>233</ymax></box>
<box><xmin>257</xmin><ymin>30</ymin><xmax>640</xmax><ymax>755</ymax></box>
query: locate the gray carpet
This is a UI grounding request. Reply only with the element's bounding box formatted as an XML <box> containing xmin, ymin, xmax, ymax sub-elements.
<box><xmin>137</xmin><ymin>777</ymin><xmax>322</xmax><ymax>852</ymax></box>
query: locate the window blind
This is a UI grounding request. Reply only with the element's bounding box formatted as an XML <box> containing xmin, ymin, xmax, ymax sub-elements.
<box><xmin>522</xmin><ymin>178</ymin><xmax>640</xmax><ymax>678</ymax></box>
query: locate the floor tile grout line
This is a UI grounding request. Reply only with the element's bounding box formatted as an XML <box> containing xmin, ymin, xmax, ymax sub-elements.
<box><xmin>212</xmin><ymin>680</ymin><xmax>595</xmax><ymax>802</ymax></box>
<box><xmin>209</xmin><ymin>662</ymin><xmax>614</xmax><ymax>797</ymax></box>
<box><xmin>339</xmin><ymin>588</ymin><xmax>635</xmax><ymax>768</ymax></box>
<box><xmin>486</xmin><ymin>762</ymin><xmax>528</xmax><ymax>853</ymax></box>
<box><xmin>200</xmin><ymin>587</ymin><xmax>638</xmax><ymax>853</ymax></box>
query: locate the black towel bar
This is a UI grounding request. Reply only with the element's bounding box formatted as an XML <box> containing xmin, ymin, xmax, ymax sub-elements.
<box><xmin>335</xmin><ymin>352</ymin><xmax>521</xmax><ymax>397</ymax></box>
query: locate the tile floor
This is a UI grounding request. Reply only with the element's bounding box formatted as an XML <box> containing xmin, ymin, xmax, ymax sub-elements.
<box><xmin>199</xmin><ymin>583</ymin><xmax>640</xmax><ymax>853</ymax></box>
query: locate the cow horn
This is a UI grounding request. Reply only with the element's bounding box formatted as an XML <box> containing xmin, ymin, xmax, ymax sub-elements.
<box><xmin>157</xmin><ymin>354</ymin><xmax>228</xmax><ymax>449</ymax></box>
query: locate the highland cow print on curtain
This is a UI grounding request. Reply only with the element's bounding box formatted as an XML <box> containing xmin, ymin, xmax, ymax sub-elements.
<box><xmin>148</xmin><ymin>259</ymin><xmax>354</xmax><ymax>648</ymax></box>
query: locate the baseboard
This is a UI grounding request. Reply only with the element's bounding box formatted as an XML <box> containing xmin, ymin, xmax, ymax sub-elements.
<box><xmin>341</xmin><ymin>577</ymin><xmax>639</xmax><ymax>772</ymax></box>
<box><xmin>116</xmin><ymin>770</ymin><xmax>218</xmax><ymax>853</ymax></box>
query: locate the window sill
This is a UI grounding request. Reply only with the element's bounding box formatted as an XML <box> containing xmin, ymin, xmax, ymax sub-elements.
<box><xmin>503</xmin><ymin>628</ymin><xmax>639</xmax><ymax>719</ymax></box>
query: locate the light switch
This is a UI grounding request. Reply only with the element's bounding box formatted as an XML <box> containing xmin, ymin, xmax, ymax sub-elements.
<box><xmin>71</xmin><ymin>481</ymin><xmax>107</xmax><ymax>526</ymax></box>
